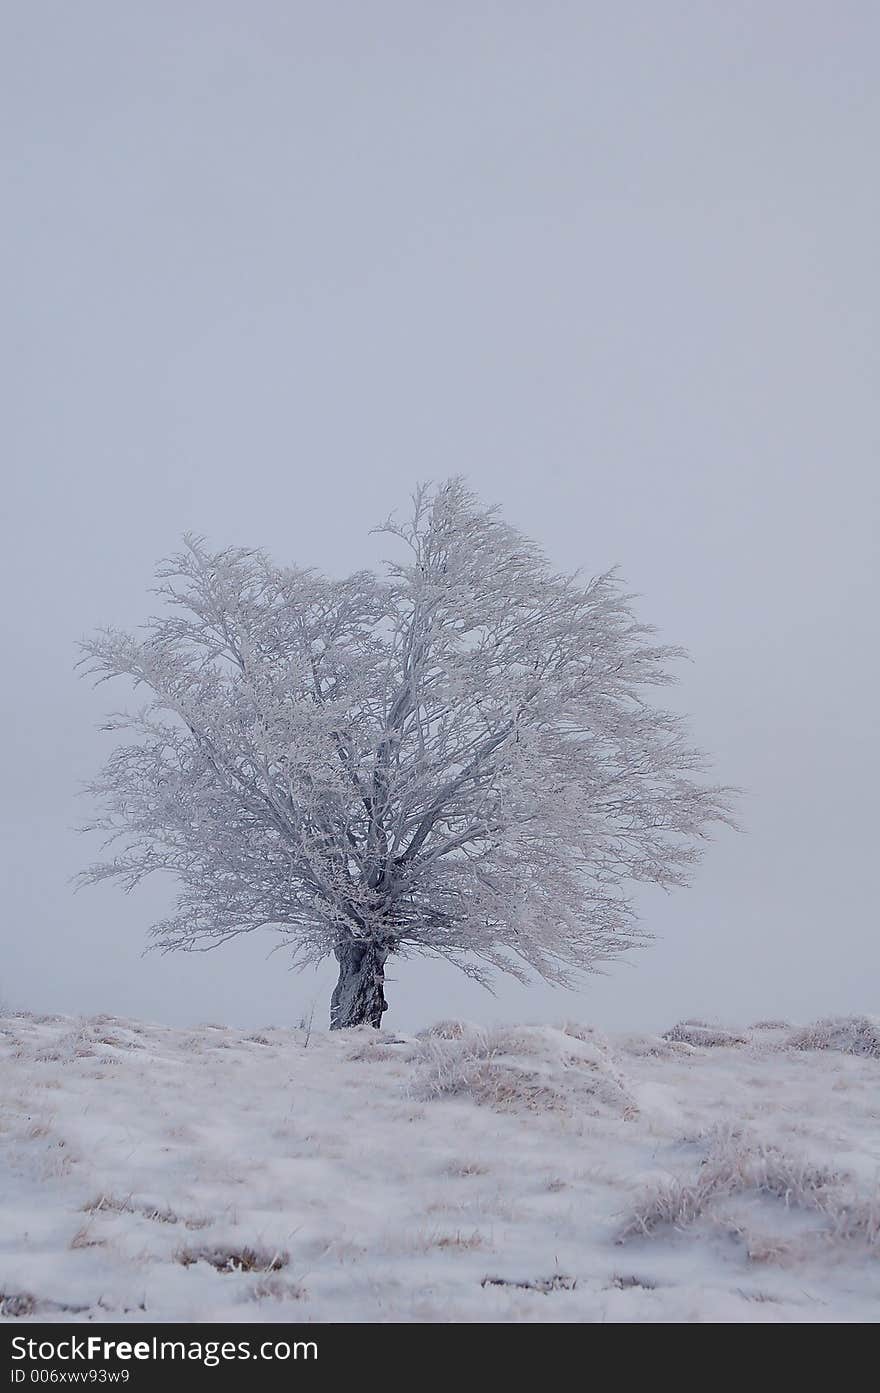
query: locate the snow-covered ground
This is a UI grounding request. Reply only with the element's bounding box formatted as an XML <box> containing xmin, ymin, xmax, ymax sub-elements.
<box><xmin>1</xmin><ymin>1010</ymin><xmax>879</xmax><ymax>1323</ymax></box>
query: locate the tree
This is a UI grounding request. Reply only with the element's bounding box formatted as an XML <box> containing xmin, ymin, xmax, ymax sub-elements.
<box><xmin>79</xmin><ymin>480</ymin><xmax>733</xmax><ymax>1029</ymax></box>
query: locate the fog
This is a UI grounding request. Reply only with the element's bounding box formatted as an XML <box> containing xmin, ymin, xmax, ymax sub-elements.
<box><xmin>3</xmin><ymin>3</ymin><xmax>877</xmax><ymax>1034</ymax></box>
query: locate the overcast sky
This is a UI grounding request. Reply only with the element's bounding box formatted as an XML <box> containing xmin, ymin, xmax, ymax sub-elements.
<box><xmin>2</xmin><ymin>2</ymin><xmax>878</xmax><ymax>1035</ymax></box>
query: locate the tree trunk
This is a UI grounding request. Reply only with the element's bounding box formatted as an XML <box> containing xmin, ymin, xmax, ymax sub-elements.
<box><xmin>329</xmin><ymin>939</ymin><xmax>390</xmax><ymax>1030</ymax></box>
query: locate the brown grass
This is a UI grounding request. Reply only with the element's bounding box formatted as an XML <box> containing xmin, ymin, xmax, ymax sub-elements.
<box><xmin>176</xmin><ymin>1245</ymin><xmax>288</xmax><ymax>1273</ymax></box>
<box><xmin>482</xmin><ymin>1273</ymin><xmax>576</xmax><ymax>1293</ymax></box>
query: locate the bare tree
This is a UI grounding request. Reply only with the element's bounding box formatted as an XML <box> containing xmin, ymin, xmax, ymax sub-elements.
<box><xmin>79</xmin><ymin>480</ymin><xmax>733</xmax><ymax>1028</ymax></box>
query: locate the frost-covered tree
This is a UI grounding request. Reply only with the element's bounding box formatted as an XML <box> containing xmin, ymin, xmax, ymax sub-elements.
<box><xmin>79</xmin><ymin>481</ymin><xmax>733</xmax><ymax>1029</ymax></box>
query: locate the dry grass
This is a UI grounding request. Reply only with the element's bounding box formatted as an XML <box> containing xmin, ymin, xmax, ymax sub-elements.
<box><xmin>443</xmin><ymin>1158</ymin><xmax>490</xmax><ymax>1177</ymax></box>
<box><xmin>432</xmin><ymin>1231</ymin><xmax>486</xmax><ymax>1250</ymax></box>
<box><xmin>1</xmin><ymin>1291</ymin><xmax>37</xmax><ymax>1317</ymax></box>
<box><xmin>620</xmin><ymin>1143</ymin><xmax>842</xmax><ymax>1240</ymax></box>
<box><xmin>82</xmin><ymin>1193</ymin><xmax>136</xmax><ymax>1216</ymax></box>
<box><xmin>423</xmin><ymin>1191</ymin><xmax>521</xmax><ymax>1222</ymax></box>
<box><xmin>388</xmin><ymin>1228</ymin><xmax>487</xmax><ymax>1254</ymax></box>
<box><xmin>482</xmin><ymin>1273</ymin><xmax>576</xmax><ymax>1293</ymax></box>
<box><xmin>663</xmin><ymin>1022</ymin><xmax>747</xmax><ymax>1048</ymax></box>
<box><xmin>412</xmin><ymin>1024</ymin><xmax>635</xmax><ymax>1118</ymax></box>
<box><xmin>250</xmin><ymin>1276</ymin><xmax>307</xmax><ymax>1302</ymax></box>
<box><xmin>81</xmin><ymin>1194</ymin><xmax>211</xmax><ymax>1229</ymax></box>
<box><xmin>420</xmin><ymin>1020</ymin><xmax>472</xmax><ymax>1040</ymax></box>
<box><xmin>69</xmin><ymin>1224</ymin><xmax>105</xmax><ymax>1250</ymax></box>
<box><xmin>457</xmin><ymin>1066</ymin><xmax>570</xmax><ymax>1113</ymax></box>
<box><xmin>0</xmin><ymin>1290</ymin><xmax>91</xmax><ymax>1318</ymax></box>
<box><xmin>618</xmin><ymin>1131</ymin><xmax>880</xmax><ymax>1259</ymax></box>
<box><xmin>616</xmin><ymin>1033</ymin><xmax>680</xmax><ymax>1059</ymax></box>
<box><xmin>786</xmin><ymin>1016</ymin><xmax>880</xmax><ymax>1059</ymax></box>
<box><xmin>176</xmin><ymin>1244</ymin><xmax>289</xmax><ymax>1274</ymax></box>
<box><xmin>346</xmin><ymin>1040</ymin><xmax>406</xmax><ymax>1063</ymax></box>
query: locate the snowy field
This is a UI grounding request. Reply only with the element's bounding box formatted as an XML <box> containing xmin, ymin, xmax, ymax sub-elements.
<box><xmin>1</xmin><ymin>1011</ymin><xmax>879</xmax><ymax>1324</ymax></box>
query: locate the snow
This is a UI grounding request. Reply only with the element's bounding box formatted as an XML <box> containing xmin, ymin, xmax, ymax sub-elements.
<box><xmin>1</xmin><ymin>1011</ymin><xmax>879</xmax><ymax>1323</ymax></box>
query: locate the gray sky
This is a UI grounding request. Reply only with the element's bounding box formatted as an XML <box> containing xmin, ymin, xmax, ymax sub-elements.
<box><xmin>2</xmin><ymin>2</ymin><xmax>878</xmax><ymax>1035</ymax></box>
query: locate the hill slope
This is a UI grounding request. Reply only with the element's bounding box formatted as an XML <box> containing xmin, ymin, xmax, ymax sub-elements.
<box><xmin>2</xmin><ymin>1011</ymin><xmax>879</xmax><ymax>1323</ymax></box>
